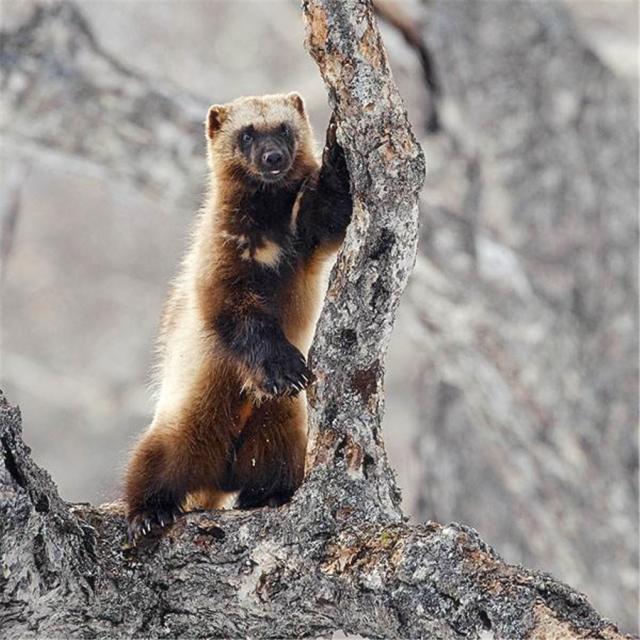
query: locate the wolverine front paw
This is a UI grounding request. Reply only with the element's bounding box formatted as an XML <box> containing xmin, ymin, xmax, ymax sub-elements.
<box><xmin>127</xmin><ymin>503</ymin><xmax>182</xmax><ymax>543</ymax></box>
<box><xmin>321</xmin><ymin>115</ymin><xmax>350</xmax><ymax>195</ymax></box>
<box><xmin>258</xmin><ymin>344</ymin><xmax>314</xmax><ymax>398</ymax></box>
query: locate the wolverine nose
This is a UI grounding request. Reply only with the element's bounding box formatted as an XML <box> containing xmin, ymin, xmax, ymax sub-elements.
<box><xmin>262</xmin><ymin>150</ymin><xmax>285</xmax><ymax>170</ymax></box>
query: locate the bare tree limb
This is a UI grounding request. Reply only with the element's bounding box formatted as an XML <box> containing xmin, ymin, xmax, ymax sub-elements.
<box><xmin>0</xmin><ymin>390</ymin><xmax>630</xmax><ymax>638</ymax></box>
<box><xmin>0</xmin><ymin>2</ymin><xmax>633</xmax><ymax>639</ymax></box>
<box><xmin>300</xmin><ymin>0</ymin><xmax>424</xmax><ymax>523</ymax></box>
<box><xmin>0</xmin><ymin>3</ymin><xmax>206</xmax><ymax>203</ymax></box>
<box><xmin>373</xmin><ymin>0</ymin><xmax>440</xmax><ymax>131</ymax></box>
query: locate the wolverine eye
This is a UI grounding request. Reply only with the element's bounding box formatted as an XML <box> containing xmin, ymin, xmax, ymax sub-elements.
<box><xmin>240</xmin><ymin>127</ymin><xmax>254</xmax><ymax>147</ymax></box>
<box><xmin>280</xmin><ymin>124</ymin><xmax>291</xmax><ymax>138</ymax></box>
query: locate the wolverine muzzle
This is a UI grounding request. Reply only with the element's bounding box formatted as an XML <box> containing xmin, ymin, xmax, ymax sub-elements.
<box><xmin>255</xmin><ymin>136</ymin><xmax>292</xmax><ymax>181</ymax></box>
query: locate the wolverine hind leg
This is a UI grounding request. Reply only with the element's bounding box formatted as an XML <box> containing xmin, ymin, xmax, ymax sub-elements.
<box><xmin>125</xmin><ymin>429</ymin><xmax>185</xmax><ymax>541</ymax></box>
<box><xmin>232</xmin><ymin>398</ymin><xmax>307</xmax><ymax>509</ymax></box>
<box><xmin>125</xmin><ymin>414</ymin><xmax>232</xmax><ymax>541</ymax></box>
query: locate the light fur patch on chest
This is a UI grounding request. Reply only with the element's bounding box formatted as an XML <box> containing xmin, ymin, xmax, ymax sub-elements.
<box><xmin>223</xmin><ymin>230</ymin><xmax>282</xmax><ymax>268</ymax></box>
<box><xmin>253</xmin><ymin>238</ymin><xmax>282</xmax><ymax>268</ymax></box>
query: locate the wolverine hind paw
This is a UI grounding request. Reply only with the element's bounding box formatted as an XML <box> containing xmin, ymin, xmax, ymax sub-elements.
<box><xmin>127</xmin><ymin>503</ymin><xmax>183</xmax><ymax>543</ymax></box>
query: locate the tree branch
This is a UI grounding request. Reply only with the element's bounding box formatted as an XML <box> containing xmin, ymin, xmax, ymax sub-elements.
<box><xmin>0</xmin><ymin>2</ymin><xmax>632</xmax><ymax>638</ymax></box>
<box><xmin>0</xmin><ymin>391</ymin><xmax>628</xmax><ymax>639</ymax></box>
<box><xmin>0</xmin><ymin>2</ymin><xmax>206</xmax><ymax>203</ymax></box>
<box><xmin>300</xmin><ymin>0</ymin><xmax>424</xmax><ymax>523</ymax></box>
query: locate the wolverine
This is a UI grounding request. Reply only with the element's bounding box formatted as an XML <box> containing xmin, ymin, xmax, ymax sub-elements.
<box><xmin>125</xmin><ymin>93</ymin><xmax>351</xmax><ymax>541</ymax></box>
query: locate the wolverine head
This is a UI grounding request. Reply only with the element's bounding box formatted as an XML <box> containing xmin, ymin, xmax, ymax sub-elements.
<box><xmin>205</xmin><ymin>93</ymin><xmax>316</xmax><ymax>186</ymax></box>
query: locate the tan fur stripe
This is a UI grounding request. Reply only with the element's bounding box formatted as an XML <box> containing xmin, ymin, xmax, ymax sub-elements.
<box><xmin>253</xmin><ymin>239</ymin><xmax>282</xmax><ymax>268</ymax></box>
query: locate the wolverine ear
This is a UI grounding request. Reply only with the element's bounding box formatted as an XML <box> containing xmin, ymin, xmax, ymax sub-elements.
<box><xmin>286</xmin><ymin>92</ymin><xmax>305</xmax><ymax>116</ymax></box>
<box><xmin>206</xmin><ymin>105</ymin><xmax>228</xmax><ymax>139</ymax></box>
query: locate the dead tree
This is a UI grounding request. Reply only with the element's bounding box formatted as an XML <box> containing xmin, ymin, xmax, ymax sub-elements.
<box><xmin>0</xmin><ymin>2</ymin><xmax>632</xmax><ymax>638</ymax></box>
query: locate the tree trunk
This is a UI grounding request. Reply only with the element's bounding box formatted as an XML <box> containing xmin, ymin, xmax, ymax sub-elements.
<box><xmin>0</xmin><ymin>2</ymin><xmax>633</xmax><ymax>638</ymax></box>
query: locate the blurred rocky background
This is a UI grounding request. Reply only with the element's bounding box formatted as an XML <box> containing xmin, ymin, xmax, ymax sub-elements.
<box><xmin>0</xmin><ymin>0</ymin><xmax>637</xmax><ymax>633</ymax></box>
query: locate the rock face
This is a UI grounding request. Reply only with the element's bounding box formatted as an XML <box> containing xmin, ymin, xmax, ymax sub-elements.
<box><xmin>401</xmin><ymin>0</ymin><xmax>638</xmax><ymax>631</ymax></box>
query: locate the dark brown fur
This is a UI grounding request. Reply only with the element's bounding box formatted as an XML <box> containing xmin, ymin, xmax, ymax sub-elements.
<box><xmin>124</xmin><ymin>93</ymin><xmax>351</xmax><ymax>540</ymax></box>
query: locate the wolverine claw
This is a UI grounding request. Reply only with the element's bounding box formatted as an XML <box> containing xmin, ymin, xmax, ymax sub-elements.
<box><xmin>260</xmin><ymin>343</ymin><xmax>312</xmax><ymax>398</ymax></box>
<box><xmin>127</xmin><ymin>503</ymin><xmax>183</xmax><ymax>544</ymax></box>
<box><xmin>323</xmin><ymin>117</ymin><xmax>339</xmax><ymax>164</ymax></box>
<box><xmin>326</xmin><ymin>119</ymin><xmax>338</xmax><ymax>148</ymax></box>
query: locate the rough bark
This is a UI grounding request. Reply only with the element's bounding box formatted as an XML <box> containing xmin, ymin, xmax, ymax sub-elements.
<box><xmin>0</xmin><ymin>2</ymin><xmax>633</xmax><ymax>639</ymax></box>
<box><xmin>302</xmin><ymin>0</ymin><xmax>423</xmax><ymax>524</ymax></box>
<box><xmin>0</xmin><ymin>391</ymin><xmax>630</xmax><ymax>639</ymax></box>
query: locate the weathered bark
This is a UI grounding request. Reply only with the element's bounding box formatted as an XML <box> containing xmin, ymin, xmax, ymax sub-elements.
<box><xmin>0</xmin><ymin>2</ymin><xmax>633</xmax><ymax>639</ymax></box>
<box><xmin>301</xmin><ymin>0</ymin><xmax>423</xmax><ymax>524</ymax></box>
<box><xmin>0</xmin><ymin>391</ymin><xmax>630</xmax><ymax>639</ymax></box>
